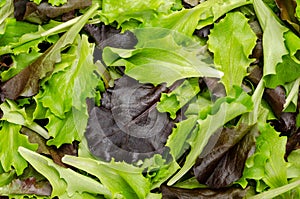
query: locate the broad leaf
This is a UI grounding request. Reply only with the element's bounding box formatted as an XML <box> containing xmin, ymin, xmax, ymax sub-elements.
<box><xmin>0</xmin><ymin>122</ymin><xmax>37</xmax><ymax>175</ymax></box>
<box><xmin>238</xmin><ymin>123</ymin><xmax>289</xmax><ymax>194</ymax></box>
<box><xmin>100</xmin><ymin>0</ymin><xmax>176</xmax><ymax>28</ymax></box>
<box><xmin>18</xmin><ymin>147</ymin><xmax>111</xmax><ymax>198</ymax></box>
<box><xmin>208</xmin><ymin>12</ymin><xmax>257</xmax><ymax>94</ymax></box>
<box><xmin>62</xmin><ymin>155</ymin><xmax>151</xmax><ymax>199</ymax></box>
<box><xmin>85</xmin><ymin>75</ymin><xmax>174</xmax><ymax>163</ymax></box>
<box><xmin>46</xmin><ymin>108</ymin><xmax>88</xmax><ymax>147</ymax></box>
<box><xmin>103</xmin><ymin>28</ymin><xmax>223</xmax><ymax>86</ymax></box>
<box><xmin>149</xmin><ymin>0</ymin><xmax>252</xmax><ymax>36</ymax></box>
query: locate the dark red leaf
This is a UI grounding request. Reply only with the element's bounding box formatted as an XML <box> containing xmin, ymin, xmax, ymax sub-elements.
<box><xmin>161</xmin><ymin>185</ymin><xmax>248</xmax><ymax>199</ymax></box>
<box><xmin>85</xmin><ymin>75</ymin><xmax>174</xmax><ymax>163</ymax></box>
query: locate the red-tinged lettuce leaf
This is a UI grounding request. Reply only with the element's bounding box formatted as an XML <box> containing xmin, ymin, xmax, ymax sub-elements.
<box><xmin>62</xmin><ymin>155</ymin><xmax>151</xmax><ymax>199</ymax></box>
<box><xmin>275</xmin><ymin>0</ymin><xmax>299</xmax><ymax>32</ymax></box>
<box><xmin>168</xmin><ymin>87</ymin><xmax>253</xmax><ymax>185</ymax></box>
<box><xmin>1</xmin><ymin>51</ymin><xmax>41</xmax><ymax>82</ymax></box>
<box><xmin>103</xmin><ymin>28</ymin><xmax>223</xmax><ymax>86</ymax></box>
<box><xmin>161</xmin><ymin>185</ymin><xmax>248</xmax><ymax>199</ymax></box>
<box><xmin>0</xmin><ymin>178</ymin><xmax>52</xmax><ymax>196</ymax></box>
<box><xmin>193</xmin><ymin>124</ymin><xmax>258</xmax><ymax>188</ymax></box>
<box><xmin>85</xmin><ymin>75</ymin><xmax>174</xmax><ymax>163</ymax></box>
<box><xmin>18</xmin><ymin>147</ymin><xmax>111</xmax><ymax>198</ymax></box>
<box><xmin>0</xmin><ymin>3</ymin><xmax>98</xmax><ymax>100</ymax></box>
<box><xmin>0</xmin><ymin>122</ymin><xmax>38</xmax><ymax>175</ymax></box>
<box><xmin>207</xmin><ymin>11</ymin><xmax>257</xmax><ymax>95</ymax></box>
<box><xmin>23</xmin><ymin>0</ymin><xmax>91</xmax><ymax>23</ymax></box>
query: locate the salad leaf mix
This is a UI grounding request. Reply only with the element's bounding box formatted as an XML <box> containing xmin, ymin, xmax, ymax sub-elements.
<box><xmin>0</xmin><ymin>0</ymin><xmax>300</xmax><ymax>198</ymax></box>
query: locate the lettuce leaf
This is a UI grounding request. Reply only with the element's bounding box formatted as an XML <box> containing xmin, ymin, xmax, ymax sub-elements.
<box><xmin>62</xmin><ymin>155</ymin><xmax>151</xmax><ymax>199</ymax></box>
<box><xmin>103</xmin><ymin>28</ymin><xmax>222</xmax><ymax>86</ymax></box>
<box><xmin>0</xmin><ymin>100</ymin><xmax>49</xmax><ymax>139</ymax></box>
<box><xmin>168</xmin><ymin>87</ymin><xmax>253</xmax><ymax>185</ymax></box>
<box><xmin>36</xmin><ymin>35</ymin><xmax>99</xmax><ymax>118</ymax></box>
<box><xmin>148</xmin><ymin>0</ymin><xmax>252</xmax><ymax>36</ymax></box>
<box><xmin>0</xmin><ymin>122</ymin><xmax>38</xmax><ymax>175</ymax></box>
<box><xmin>1</xmin><ymin>4</ymin><xmax>98</xmax><ymax>99</ymax></box>
<box><xmin>253</xmin><ymin>0</ymin><xmax>289</xmax><ymax>77</ymax></box>
<box><xmin>30</xmin><ymin>0</ymin><xmax>67</xmax><ymax>6</ymax></box>
<box><xmin>157</xmin><ymin>78</ymin><xmax>200</xmax><ymax>119</ymax></box>
<box><xmin>238</xmin><ymin>123</ymin><xmax>288</xmax><ymax>193</ymax></box>
<box><xmin>100</xmin><ymin>0</ymin><xmax>176</xmax><ymax>29</ymax></box>
<box><xmin>18</xmin><ymin>147</ymin><xmax>111</xmax><ymax>198</ymax></box>
<box><xmin>0</xmin><ymin>0</ymin><xmax>13</xmax><ymax>34</ymax></box>
<box><xmin>208</xmin><ymin>12</ymin><xmax>257</xmax><ymax>94</ymax></box>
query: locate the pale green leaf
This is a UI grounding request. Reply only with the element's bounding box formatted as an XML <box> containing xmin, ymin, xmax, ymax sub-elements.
<box><xmin>100</xmin><ymin>0</ymin><xmax>176</xmax><ymax>28</ymax></box>
<box><xmin>0</xmin><ymin>122</ymin><xmax>37</xmax><ymax>175</ymax></box>
<box><xmin>0</xmin><ymin>100</ymin><xmax>49</xmax><ymax>139</ymax></box>
<box><xmin>148</xmin><ymin>0</ymin><xmax>252</xmax><ymax>36</ymax></box>
<box><xmin>208</xmin><ymin>12</ymin><xmax>257</xmax><ymax>94</ymax></box>
<box><xmin>62</xmin><ymin>155</ymin><xmax>150</xmax><ymax>199</ymax></box>
<box><xmin>103</xmin><ymin>28</ymin><xmax>222</xmax><ymax>86</ymax></box>
<box><xmin>36</xmin><ymin>35</ymin><xmax>99</xmax><ymax>118</ymax></box>
<box><xmin>238</xmin><ymin>123</ymin><xmax>288</xmax><ymax>192</ymax></box>
<box><xmin>18</xmin><ymin>147</ymin><xmax>111</xmax><ymax>198</ymax></box>
<box><xmin>253</xmin><ymin>0</ymin><xmax>289</xmax><ymax>77</ymax></box>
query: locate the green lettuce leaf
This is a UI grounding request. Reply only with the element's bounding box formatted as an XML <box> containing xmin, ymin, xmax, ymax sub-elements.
<box><xmin>62</xmin><ymin>155</ymin><xmax>151</xmax><ymax>199</ymax></box>
<box><xmin>157</xmin><ymin>78</ymin><xmax>200</xmax><ymax>119</ymax></box>
<box><xmin>238</xmin><ymin>123</ymin><xmax>288</xmax><ymax>193</ymax></box>
<box><xmin>30</xmin><ymin>0</ymin><xmax>67</xmax><ymax>6</ymax></box>
<box><xmin>297</xmin><ymin>0</ymin><xmax>300</xmax><ymax>20</ymax></box>
<box><xmin>18</xmin><ymin>147</ymin><xmax>111</xmax><ymax>198</ymax></box>
<box><xmin>45</xmin><ymin>108</ymin><xmax>88</xmax><ymax>147</ymax></box>
<box><xmin>0</xmin><ymin>0</ymin><xmax>13</xmax><ymax>34</ymax></box>
<box><xmin>0</xmin><ymin>122</ymin><xmax>38</xmax><ymax>175</ymax></box>
<box><xmin>253</xmin><ymin>0</ymin><xmax>289</xmax><ymax>77</ymax></box>
<box><xmin>1</xmin><ymin>51</ymin><xmax>41</xmax><ymax>81</ymax></box>
<box><xmin>36</xmin><ymin>35</ymin><xmax>99</xmax><ymax>118</ymax></box>
<box><xmin>1</xmin><ymin>4</ymin><xmax>98</xmax><ymax>99</ymax></box>
<box><xmin>0</xmin><ymin>100</ymin><xmax>49</xmax><ymax>139</ymax></box>
<box><xmin>168</xmin><ymin>87</ymin><xmax>253</xmax><ymax>185</ymax></box>
<box><xmin>103</xmin><ymin>28</ymin><xmax>222</xmax><ymax>86</ymax></box>
<box><xmin>148</xmin><ymin>0</ymin><xmax>252</xmax><ymax>36</ymax></box>
<box><xmin>0</xmin><ymin>19</ymin><xmax>63</xmax><ymax>56</ymax></box>
<box><xmin>283</xmin><ymin>77</ymin><xmax>300</xmax><ymax>112</ymax></box>
<box><xmin>208</xmin><ymin>12</ymin><xmax>257</xmax><ymax>94</ymax></box>
<box><xmin>100</xmin><ymin>0</ymin><xmax>176</xmax><ymax>29</ymax></box>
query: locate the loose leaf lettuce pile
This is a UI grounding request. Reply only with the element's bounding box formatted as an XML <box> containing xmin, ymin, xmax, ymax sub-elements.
<box><xmin>0</xmin><ymin>0</ymin><xmax>300</xmax><ymax>198</ymax></box>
